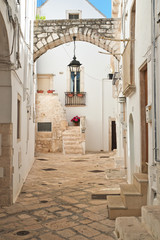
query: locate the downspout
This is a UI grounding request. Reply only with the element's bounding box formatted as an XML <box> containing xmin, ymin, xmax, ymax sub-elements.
<box><xmin>152</xmin><ymin>0</ymin><xmax>159</xmax><ymax>162</ymax></box>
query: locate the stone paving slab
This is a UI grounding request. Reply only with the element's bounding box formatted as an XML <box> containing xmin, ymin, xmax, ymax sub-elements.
<box><xmin>0</xmin><ymin>152</ymin><xmax>126</xmax><ymax>239</ymax></box>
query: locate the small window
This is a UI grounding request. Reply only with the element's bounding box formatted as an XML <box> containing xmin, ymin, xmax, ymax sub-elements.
<box><xmin>69</xmin><ymin>14</ymin><xmax>79</xmax><ymax>19</ymax></box>
<box><xmin>37</xmin><ymin>122</ymin><xmax>52</xmax><ymax>132</ymax></box>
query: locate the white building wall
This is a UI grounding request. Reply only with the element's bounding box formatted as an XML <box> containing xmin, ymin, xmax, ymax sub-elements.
<box><xmin>12</xmin><ymin>0</ymin><xmax>36</xmax><ymax>202</ymax></box>
<box><xmin>37</xmin><ymin>0</ymin><xmax>116</xmax><ymax>152</ymax></box>
<box><xmin>0</xmin><ymin>0</ymin><xmax>36</xmax><ymax>203</ymax></box>
<box><xmin>121</xmin><ymin>0</ymin><xmax>152</xmax><ymax>183</ymax></box>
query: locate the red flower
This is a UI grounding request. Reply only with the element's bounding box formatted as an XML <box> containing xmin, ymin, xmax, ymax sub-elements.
<box><xmin>71</xmin><ymin>116</ymin><xmax>80</xmax><ymax>123</ymax></box>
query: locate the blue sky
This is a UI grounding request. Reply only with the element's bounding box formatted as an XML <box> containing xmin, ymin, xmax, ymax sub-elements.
<box><xmin>37</xmin><ymin>0</ymin><xmax>112</xmax><ymax>18</ymax></box>
<box><xmin>89</xmin><ymin>0</ymin><xmax>111</xmax><ymax>18</ymax></box>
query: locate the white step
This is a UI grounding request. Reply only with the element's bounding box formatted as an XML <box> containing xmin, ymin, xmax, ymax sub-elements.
<box><xmin>120</xmin><ymin>184</ymin><xmax>146</xmax><ymax>209</ymax></box>
<box><xmin>142</xmin><ymin>206</ymin><xmax>160</xmax><ymax>240</ymax></box>
<box><xmin>133</xmin><ymin>173</ymin><xmax>148</xmax><ymax>195</ymax></box>
<box><xmin>107</xmin><ymin>195</ymin><xmax>141</xmax><ymax>220</ymax></box>
<box><xmin>115</xmin><ymin>217</ymin><xmax>153</xmax><ymax>240</ymax></box>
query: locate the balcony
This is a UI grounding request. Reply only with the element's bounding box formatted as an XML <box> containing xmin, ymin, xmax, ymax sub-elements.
<box><xmin>65</xmin><ymin>92</ymin><xmax>86</xmax><ymax>106</ymax></box>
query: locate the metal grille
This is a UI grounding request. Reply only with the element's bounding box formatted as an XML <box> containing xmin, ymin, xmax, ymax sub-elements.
<box><xmin>69</xmin><ymin>14</ymin><xmax>79</xmax><ymax>19</ymax></box>
<box><xmin>37</xmin><ymin>122</ymin><xmax>52</xmax><ymax>132</ymax></box>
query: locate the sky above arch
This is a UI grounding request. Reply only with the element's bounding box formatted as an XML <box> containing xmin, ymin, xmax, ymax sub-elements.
<box><xmin>37</xmin><ymin>0</ymin><xmax>112</xmax><ymax>18</ymax></box>
<box><xmin>89</xmin><ymin>0</ymin><xmax>111</xmax><ymax>18</ymax></box>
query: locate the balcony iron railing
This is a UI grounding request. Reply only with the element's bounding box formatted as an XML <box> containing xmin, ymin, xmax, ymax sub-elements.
<box><xmin>65</xmin><ymin>92</ymin><xmax>86</xmax><ymax>106</ymax></box>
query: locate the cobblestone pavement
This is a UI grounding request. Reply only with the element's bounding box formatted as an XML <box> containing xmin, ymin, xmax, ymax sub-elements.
<box><xmin>0</xmin><ymin>152</ymin><xmax>126</xmax><ymax>240</ymax></box>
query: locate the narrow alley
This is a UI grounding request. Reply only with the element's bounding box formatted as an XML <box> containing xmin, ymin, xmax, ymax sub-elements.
<box><xmin>0</xmin><ymin>152</ymin><xmax>126</xmax><ymax>240</ymax></box>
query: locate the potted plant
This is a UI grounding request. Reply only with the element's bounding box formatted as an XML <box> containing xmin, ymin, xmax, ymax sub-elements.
<box><xmin>67</xmin><ymin>92</ymin><xmax>74</xmax><ymax>97</ymax></box>
<box><xmin>71</xmin><ymin>116</ymin><xmax>80</xmax><ymax>126</ymax></box>
<box><xmin>37</xmin><ymin>90</ymin><xmax>44</xmax><ymax>93</ymax></box>
<box><xmin>47</xmin><ymin>90</ymin><xmax>55</xmax><ymax>93</ymax></box>
<box><xmin>77</xmin><ymin>93</ymin><xmax>83</xmax><ymax>97</ymax></box>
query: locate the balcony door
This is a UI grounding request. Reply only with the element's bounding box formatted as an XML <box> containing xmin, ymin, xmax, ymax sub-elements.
<box><xmin>70</xmin><ymin>71</ymin><xmax>80</xmax><ymax>93</ymax></box>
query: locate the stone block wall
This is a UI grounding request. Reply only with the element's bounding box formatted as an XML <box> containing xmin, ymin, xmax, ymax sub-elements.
<box><xmin>34</xmin><ymin>18</ymin><xmax>121</xmax><ymax>61</ymax></box>
<box><xmin>35</xmin><ymin>93</ymin><xmax>68</xmax><ymax>153</ymax></box>
<box><xmin>0</xmin><ymin>123</ymin><xmax>13</xmax><ymax>206</ymax></box>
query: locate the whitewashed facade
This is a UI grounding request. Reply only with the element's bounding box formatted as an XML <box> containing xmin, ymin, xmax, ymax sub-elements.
<box><xmin>0</xmin><ymin>0</ymin><xmax>36</xmax><ymax>205</ymax></box>
<box><xmin>114</xmin><ymin>0</ymin><xmax>160</xmax><ymax>205</ymax></box>
<box><xmin>36</xmin><ymin>0</ymin><xmax>117</xmax><ymax>152</ymax></box>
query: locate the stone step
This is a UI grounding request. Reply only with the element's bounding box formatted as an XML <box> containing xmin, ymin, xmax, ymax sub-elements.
<box><xmin>63</xmin><ymin>130</ymin><xmax>80</xmax><ymax>134</ymax></box>
<box><xmin>115</xmin><ymin>217</ymin><xmax>154</xmax><ymax>240</ymax></box>
<box><xmin>67</xmin><ymin>126</ymin><xmax>80</xmax><ymax>131</ymax></box>
<box><xmin>142</xmin><ymin>206</ymin><xmax>160</xmax><ymax>240</ymax></box>
<box><xmin>133</xmin><ymin>173</ymin><xmax>148</xmax><ymax>195</ymax></box>
<box><xmin>64</xmin><ymin>145</ymin><xmax>82</xmax><ymax>150</ymax></box>
<box><xmin>62</xmin><ymin>126</ymin><xmax>83</xmax><ymax>155</ymax></box>
<box><xmin>120</xmin><ymin>184</ymin><xmax>146</xmax><ymax>209</ymax></box>
<box><xmin>63</xmin><ymin>141</ymin><xmax>82</xmax><ymax>145</ymax></box>
<box><xmin>120</xmin><ymin>184</ymin><xmax>141</xmax><ymax>196</ymax></box>
<box><xmin>107</xmin><ymin>195</ymin><xmax>126</xmax><ymax>209</ymax></box>
<box><xmin>63</xmin><ymin>135</ymin><xmax>81</xmax><ymax>141</ymax></box>
<box><xmin>63</xmin><ymin>134</ymin><xmax>81</xmax><ymax>139</ymax></box>
<box><xmin>64</xmin><ymin>149</ymin><xmax>83</xmax><ymax>154</ymax></box>
<box><xmin>107</xmin><ymin>195</ymin><xmax>141</xmax><ymax>220</ymax></box>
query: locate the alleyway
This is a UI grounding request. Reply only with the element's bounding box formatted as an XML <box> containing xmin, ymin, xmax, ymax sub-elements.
<box><xmin>0</xmin><ymin>152</ymin><xmax>126</xmax><ymax>240</ymax></box>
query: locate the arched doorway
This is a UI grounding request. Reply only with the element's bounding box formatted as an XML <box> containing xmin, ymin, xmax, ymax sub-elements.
<box><xmin>129</xmin><ymin>114</ymin><xmax>135</xmax><ymax>182</ymax></box>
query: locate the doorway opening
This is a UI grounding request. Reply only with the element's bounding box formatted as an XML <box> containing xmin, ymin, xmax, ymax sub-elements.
<box><xmin>111</xmin><ymin>120</ymin><xmax>117</xmax><ymax>151</ymax></box>
<box><xmin>140</xmin><ymin>62</ymin><xmax>148</xmax><ymax>173</ymax></box>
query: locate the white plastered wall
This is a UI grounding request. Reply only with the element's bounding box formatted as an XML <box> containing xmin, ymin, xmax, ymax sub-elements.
<box><xmin>123</xmin><ymin>0</ymin><xmax>152</xmax><ymax>183</ymax></box>
<box><xmin>0</xmin><ymin>0</ymin><xmax>36</xmax><ymax>202</ymax></box>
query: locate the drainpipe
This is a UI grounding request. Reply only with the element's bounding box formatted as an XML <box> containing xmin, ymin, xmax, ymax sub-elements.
<box><xmin>152</xmin><ymin>0</ymin><xmax>159</xmax><ymax>162</ymax></box>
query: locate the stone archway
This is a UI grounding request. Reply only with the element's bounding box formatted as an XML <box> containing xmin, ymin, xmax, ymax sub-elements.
<box><xmin>0</xmin><ymin>12</ymin><xmax>13</xmax><ymax>205</ymax></box>
<box><xmin>34</xmin><ymin>18</ymin><xmax>121</xmax><ymax>61</ymax></box>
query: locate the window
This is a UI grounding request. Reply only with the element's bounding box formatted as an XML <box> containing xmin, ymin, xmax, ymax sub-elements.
<box><xmin>70</xmin><ymin>71</ymin><xmax>80</xmax><ymax>92</ymax></box>
<box><xmin>17</xmin><ymin>95</ymin><xmax>21</xmax><ymax>139</ymax></box>
<box><xmin>37</xmin><ymin>122</ymin><xmax>52</xmax><ymax>132</ymax></box>
<box><xmin>66</xmin><ymin>10</ymin><xmax>82</xmax><ymax>20</ymax></box>
<box><xmin>69</xmin><ymin>14</ymin><xmax>79</xmax><ymax>20</ymax></box>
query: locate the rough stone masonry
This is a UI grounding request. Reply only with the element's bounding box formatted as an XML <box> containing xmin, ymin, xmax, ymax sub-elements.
<box><xmin>34</xmin><ymin>18</ymin><xmax>121</xmax><ymax>61</ymax></box>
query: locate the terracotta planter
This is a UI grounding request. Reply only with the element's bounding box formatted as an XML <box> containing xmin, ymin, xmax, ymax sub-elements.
<box><xmin>68</xmin><ymin>93</ymin><xmax>74</xmax><ymax>97</ymax></box>
<box><xmin>77</xmin><ymin>93</ymin><xmax>83</xmax><ymax>97</ymax></box>
<box><xmin>74</xmin><ymin>122</ymin><xmax>79</xmax><ymax>126</ymax></box>
<box><xmin>47</xmin><ymin>90</ymin><xmax>54</xmax><ymax>93</ymax></box>
<box><xmin>37</xmin><ymin>90</ymin><xmax>44</xmax><ymax>93</ymax></box>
